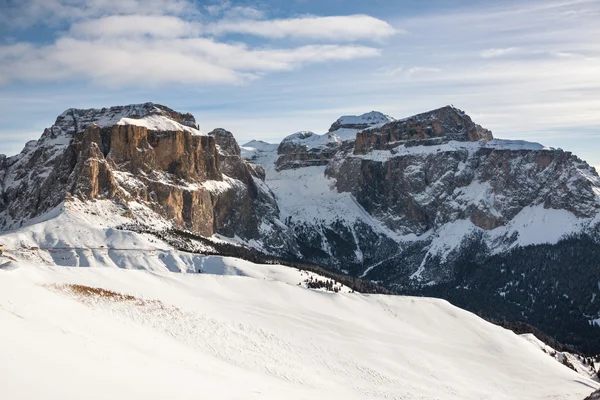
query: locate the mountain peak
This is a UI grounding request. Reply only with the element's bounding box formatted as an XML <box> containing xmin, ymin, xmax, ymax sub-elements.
<box><xmin>354</xmin><ymin>105</ymin><xmax>494</xmax><ymax>154</ymax></box>
<box><xmin>395</xmin><ymin>105</ymin><xmax>469</xmax><ymax>123</ymax></box>
<box><xmin>279</xmin><ymin>131</ymin><xmax>341</xmax><ymax>150</ymax></box>
<box><xmin>50</xmin><ymin>103</ymin><xmax>201</xmax><ymax>138</ymax></box>
<box><xmin>329</xmin><ymin>111</ymin><xmax>395</xmax><ymax>133</ymax></box>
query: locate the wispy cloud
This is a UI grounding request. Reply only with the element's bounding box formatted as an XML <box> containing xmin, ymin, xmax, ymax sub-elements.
<box><xmin>0</xmin><ymin>37</ymin><xmax>379</xmax><ymax>86</ymax></box>
<box><xmin>376</xmin><ymin>65</ymin><xmax>441</xmax><ymax>78</ymax></box>
<box><xmin>69</xmin><ymin>15</ymin><xmax>201</xmax><ymax>39</ymax></box>
<box><xmin>207</xmin><ymin>15</ymin><xmax>399</xmax><ymax>41</ymax></box>
<box><xmin>205</xmin><ymin>2</ymin><xmax>265</xmax><ymax>20</ymax></box>
<box><xmin>406</xmin><ymin>67</ymin><xmax>441</xmax><ymax>75</ymax></box>
<box><xmin>480</xmin><ymin>47</ymin><xmax>519</xmax><ymax>58</ymax></box>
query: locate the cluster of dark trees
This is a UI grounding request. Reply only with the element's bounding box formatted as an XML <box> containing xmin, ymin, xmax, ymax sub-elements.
<box><xmin>303</xmin><ymin>275</ymin><xmax>343</xmax><ymax>293</ymax></box>
<box><xmin>576</xmin><ymin>354</ymin><xmax>599</xmax><ymax>368</ymax></box>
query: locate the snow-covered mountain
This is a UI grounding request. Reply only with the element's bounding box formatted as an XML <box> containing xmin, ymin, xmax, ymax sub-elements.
<box><xmin>1</xmin><ymin>103</ymin><xmax>600</xmax><ymax>356</ymax></box>
<box><xmin>240</xmin><ymin>105</ymin><xmax>600</xmax><ymax>353</ymax></box>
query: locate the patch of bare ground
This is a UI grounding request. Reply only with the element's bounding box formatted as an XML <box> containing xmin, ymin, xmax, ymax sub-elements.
<box><xmin>49</xmin><ymin>283</ymin><xmax>178</xmax><ymax>312</ymax></box>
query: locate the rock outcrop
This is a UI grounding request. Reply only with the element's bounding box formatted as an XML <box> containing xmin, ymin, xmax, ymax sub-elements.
<box><xmin>354</xmin><ymin>106</ymin><xmax>493</xmax><ymax>154</ymax></box>
<box><xmin>0</xmin><ymin>103</ymin><xmax>281</xmax><ymax>240</ymax></box>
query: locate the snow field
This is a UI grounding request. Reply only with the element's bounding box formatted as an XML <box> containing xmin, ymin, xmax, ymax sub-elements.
<box><xmin>0</xmin><ymin>259</ymin><xmax>597</xmax><ymax>400</ymax></box>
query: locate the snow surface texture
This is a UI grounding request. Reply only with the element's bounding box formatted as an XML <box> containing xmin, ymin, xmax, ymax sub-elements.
<box><xmin>1</xmin><ymin>259</ymin><xmax>597</xmax><ymax>400</ymax></box>
<box><xmin>116</xmin><ymin>114</ymin><xmax>203</xmax><ymax>134</ymax></box>
<box><xmin>0</xmin><ymin>193</ymin><xmax>596</xmax><ymax>399</ymax></box>
<box><xmin>521</xmin><ymin>334</ymin><xmax>600</xmax><ymax>381</ymax></box>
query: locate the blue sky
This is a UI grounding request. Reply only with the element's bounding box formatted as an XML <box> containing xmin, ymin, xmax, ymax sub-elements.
<box><xmin>1</xmin><ymin>0</ymin><xmax>599</xmax><ymax>169</ymax></box>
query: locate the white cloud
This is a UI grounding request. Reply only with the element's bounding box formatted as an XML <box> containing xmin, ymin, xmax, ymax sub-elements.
<box><xmin>480</xmin><ymin>47</ymin><xmax>519</xmax><ymax>58</ymax></box>
<box><xmin>223</xmin><ymin>6</ymin><xmax>265</xmax><ymax>20</ymax></box>
<box><xmin>1</xmin><ymin>0</ymin><xmax>197</xmax><ymax>27</ymax></box>
<box><xmin>406</xmin><ymin>67</ymin><xmax>441</xmax><ymax>75</ymax></box>
<box><xmin>375</xmin><ymin>66</ymin><xmax>440</xmax><ymax>77</ymax></box>
<box><xmin>0</xmin><ymin>2</ymin><xmax>388</xmax><ymax>87</ymax></box>
<box><xmin>69</xmin><ymin>15</ymin><xmax>201</xmax><ymax>39</ymax></box>
<box><xmin>0</xmin><ymin>36</ymin><xmax>379</xmax><ymax>86</ymax></box>
<box><xmin>208</xmin><ymin>15</ymin><xmax>399</xmax><ymax>41</ymax></box>
<box><xmin>205</xmin><ymin>1</ymin><xmax>264</xmax><ymax>19</ymax></box>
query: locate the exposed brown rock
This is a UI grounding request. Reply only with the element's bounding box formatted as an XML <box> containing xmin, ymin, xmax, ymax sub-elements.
<box><xmin>354</xmin><ymin>106</ymin><xmax>493</xmax><ymax>155</ymax></box>
<box><xmin>0</xmin><ymin>105</ymin><xmax>282</xmax><ymax>240</ymax></box>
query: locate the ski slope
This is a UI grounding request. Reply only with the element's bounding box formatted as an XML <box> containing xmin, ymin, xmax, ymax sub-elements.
<box><xmin>1</xmin><ymin>257</ymin><xmax>598</xmax><ymax>399</ymax></box>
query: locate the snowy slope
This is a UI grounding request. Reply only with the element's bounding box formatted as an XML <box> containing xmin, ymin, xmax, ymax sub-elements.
<box><xmin>240</xmin><ymin>140</ymin><xmax>278</xmax><ymax>159</ymax></box>
<box><xmin>356</xmin><ymin>138</ymin><xmax>552</xmax><ymax>162</ymax></box>
<box><xmin>1</xmin><ymin>259</ymin><xmax>598</xmax><ymax>400</ymax></box>
<box><xmin>521</xmin><ymin>333</ymin><xmax>600</xmax><ymax>381</ymax></box>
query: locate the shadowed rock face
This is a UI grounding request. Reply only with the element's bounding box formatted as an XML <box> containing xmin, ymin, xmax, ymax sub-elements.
<box><xmin>0</xmin><ymin>104</ymin><xmax>280</xmax><ymax>239</ymax></box>
<box><xmin>329</xmin><ymin>145</ymin><xmax>598</xmax><ymax>235</ymax></box>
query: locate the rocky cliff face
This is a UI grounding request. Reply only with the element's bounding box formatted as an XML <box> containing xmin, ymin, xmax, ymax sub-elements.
<box><xmin>4</xmin><ymin>103</ymin><xmax>598</xmax><ymax>275</ymax></box>
<box><xmin>329</xmin><ymin>140</ymin><xmax>598</xmax><ymax>235</ymax></box>
<box><xmin>354</xmin><ymin>106</ymin><xmax>493</xmax><ymax>154</ymax></box>
<box><xmin>0</xmin><ymin>103</ymin><xmax>282</xmax><ymax>240</ymax></box>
